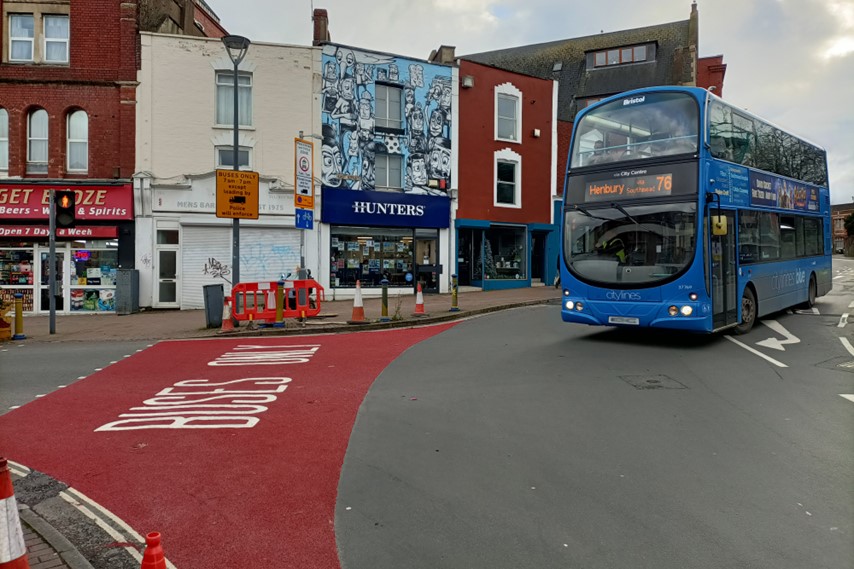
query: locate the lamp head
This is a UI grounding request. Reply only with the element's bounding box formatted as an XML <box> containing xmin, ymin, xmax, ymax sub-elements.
<box><xmin>222</xmin><ymin>35</ymin><xmax>251</xmax><ymax>65</ymax></box>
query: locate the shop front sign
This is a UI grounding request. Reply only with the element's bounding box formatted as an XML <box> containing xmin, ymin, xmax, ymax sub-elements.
<box><xmin>0</xmin><ymin>183</ymin><xmax>133</xmax><ymax>221</ymax></box>
<box><xmin>321</xmin><ymin>187</ymin><xmax>450</xmax><ymax>228</ymax></box>
<box><xmin>0</xmin><ymin>225</ymin><xmax>118</xmax><ymax>238</ymax></box>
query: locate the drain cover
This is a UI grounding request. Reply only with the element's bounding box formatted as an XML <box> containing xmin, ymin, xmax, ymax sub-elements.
<box><xmin>620</xmin><ymin>374</ymin><xmax>686</xmax><ymax>389</ymax></box>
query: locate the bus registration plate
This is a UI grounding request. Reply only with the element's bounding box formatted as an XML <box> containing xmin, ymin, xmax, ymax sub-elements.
<box><xmin>609</xmin><ymin>316</ymin><xmax>639</xmax><ymax>325</ymax></box>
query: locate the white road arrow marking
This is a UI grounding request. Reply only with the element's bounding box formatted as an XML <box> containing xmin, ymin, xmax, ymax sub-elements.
<box><xmin>756</xmin><ymin>319</ymin><xmax>800</xmax><ymax>351</ymax></box>
<box><xmin>838</xmin><ymin>313</ymin><xmax>850</xmax><ymax>328</ymax></box>
<box><xmin>840</xmin><ymin>394</ymin><xmax>854</xmax><ymax>404</ymax></box>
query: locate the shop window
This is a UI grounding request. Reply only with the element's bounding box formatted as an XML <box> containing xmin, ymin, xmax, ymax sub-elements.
<box><xmin>215</xmin><ymin>71</ymin><xmax>253</xmax><ymax>126</ymax></box>
<box><xmin>494</xmin><ymin>148</ymin><xmax>521</xmax><ymax>208</ymax></box>
<box><xmin>27</xmin><ymin>109</ymin><xmax>48</xmax><ymax>174</ymax></box>
<box><xmin>70</xmin><ymin>242</ymin><xmax>118</xmax><ymax>312</ymax></box>
<box><xmin>67</xmin><ymin>110</ymin><xmax>88</xmax><ymax>172</ymax></box>
<box><xmin>0</xmin><ymin>108</ymin><xmax>8</xmax><ymax>172</ymax></box>
<box><xmin>495</xmin><ymin>83</ymin><xmax>521</xmax><ymax>142</ymax></box>
<box><xmin>330</xmin><ymin>226</ymin><xmax>413</xmax><ymax>288</ymax></box>
<box><xmin>478</xmin><ymin>225</ymin><xmax>527</xmax><ymax>280</ymax></box>
<box><xmin>375</xmin><ymin>153</ymin><xmax>402</xmax><ymax>189</ymax></box>
<box><xmin>375</xmin><ymin>84</ymin><xmax>403</xmax><ymax>131</ymax></box>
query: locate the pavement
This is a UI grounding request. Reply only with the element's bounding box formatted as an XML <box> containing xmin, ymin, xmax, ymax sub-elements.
<box><xmin>3</xmin><ymin>284</ymin><xmax>561</xmax><ymax>568</ymax></box>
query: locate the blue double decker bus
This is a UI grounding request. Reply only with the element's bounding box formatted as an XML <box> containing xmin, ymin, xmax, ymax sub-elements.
<box><xmin>559</xmin><ymin>87</ymin><xmax>831</xmax><ymax>333</ymax></box>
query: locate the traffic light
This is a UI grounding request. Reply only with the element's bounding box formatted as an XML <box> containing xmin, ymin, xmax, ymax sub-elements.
<box><xmin>55</xmin><ymin>190</ymin><xmax>76</xmax><ymax>228</ymax></box>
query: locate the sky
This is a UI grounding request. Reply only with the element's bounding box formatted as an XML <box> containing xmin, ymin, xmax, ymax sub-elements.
<box><xmin>205</xmin><ymin>0</ymin><xmax>854</xmax><ymax>203</ymax></box>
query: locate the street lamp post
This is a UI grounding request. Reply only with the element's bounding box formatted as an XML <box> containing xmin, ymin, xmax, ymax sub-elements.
<box><xmin>222</xmin><ymin>34</ymin><xmax>250</xmax><ymax>288</ymax></box>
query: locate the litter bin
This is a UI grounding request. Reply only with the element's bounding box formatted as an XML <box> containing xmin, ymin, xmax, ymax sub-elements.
<box><xmin>203</xmin><ymin>284</ymin><xmax>224</xmax><ymax>328</ymax></box>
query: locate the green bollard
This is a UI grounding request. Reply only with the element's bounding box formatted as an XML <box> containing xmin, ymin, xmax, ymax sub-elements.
<box><xmin>379</xmin><ymin>279</ymin><xmax>390</xmax><ymax>322</ymax></box>
<box><xmin>12</xmin><ymin>293</ymin><xmax>26</xmax><ymax>340</ymax></box>
<box><xmin>449</xmin><ymin>273</ymin><xmax>460</xmax><ymax>312</ymax></box>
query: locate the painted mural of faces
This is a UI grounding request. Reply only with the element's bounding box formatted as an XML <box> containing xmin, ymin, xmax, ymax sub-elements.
<box><xmin>409</xmin><ymin>64</ymin><xmax>424</xmax><ymax>88</ymax></box>
<box><xmin>340</xmin><ymin>77</ymin><xmax>355</xmax><ymax>101</ymax></box>
<box><xmin>409</xmin><ymin>154</ymin><xmax>428</xmax><ymax>186</ymax></box>
<box><xmin>428</xmin><ymin>138</ymin><xmax>452</xmax><ymax>180</ymax></box>
<box><xmin>410</xmin><ymin>103</ymin><xmax>424</xmax><ymax>132</ymax></box>
<box><xmin>429</xmin><ymin>109</ymin><xmax>445</xmax><ymax>138</ymax></box>
<box><xmin>324</xmin><ymin>61</ymin><xmax>337</xmax><ymax>81</ymax></box>
<box><xmin>389</xmin><ymin>63</ymin><xmax>399</xmax><ymax>82</ymax></box>
<box><xmin>321</xmin><ymin>125</ymin><xmax>343</xmax><ymax>187</ymax></box>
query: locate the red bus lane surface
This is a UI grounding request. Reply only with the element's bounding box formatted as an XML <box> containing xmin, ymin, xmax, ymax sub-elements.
<box><xmin>0</xmin><ymin>325</ymin><xmax>453</xmax><ymax>569</ymax></box>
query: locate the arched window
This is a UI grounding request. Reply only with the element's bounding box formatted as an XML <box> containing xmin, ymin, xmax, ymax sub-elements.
<box><xmin>28</xmin><ymin>109</ymin><xmax>48</xmax><ymax>174</ymax></box>
<box><xmin>67</xmin><ymin>110</ymin><xmax>88</xmax><ymax>172</ymax></box>
<box><xmin>0</xmin><ymin>109</ymin><xmax>8</xmax><ymax>172</ymax></box>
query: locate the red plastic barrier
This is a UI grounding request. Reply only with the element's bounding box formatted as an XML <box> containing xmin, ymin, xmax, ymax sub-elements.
<box><xmin>230</xmin><ymin>279</ymin><xmax>324</xmax><ymax>322</ymax></box>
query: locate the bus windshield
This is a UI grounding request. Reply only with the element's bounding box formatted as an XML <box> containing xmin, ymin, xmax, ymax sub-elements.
<box><xmin>565</xmin><ymin>202</ymin><xmax>697</xmax><ymax>285</ymax></box>
<box><xmin>571</xmin><ymin>92</ymin><xmax>699</xmax><ymax>168</ymax></box>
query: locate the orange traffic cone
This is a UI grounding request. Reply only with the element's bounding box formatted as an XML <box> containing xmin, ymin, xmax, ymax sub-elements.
<box><xmin>0</xmin><ymin>457</ymin><xmax>29</xmax><ymax>569</ymax></box>
<box><xmin>140</xmin><ymin>532</ymin><xmax>166</xmax><ymax>569</ymax></box>
<box><xmin>411</xmin><ymin>283</ymin><xmax>429</xmax><ymax>317</ymax></box>
<box><xmin>347</xmin><ymin>280</ymin><xmax>368</xmax><ymax>324</ymax></box>
<box><xmin>221</xmin><ymin>297</ymin><xmax>234</xmax><ymax>332</ymax></box>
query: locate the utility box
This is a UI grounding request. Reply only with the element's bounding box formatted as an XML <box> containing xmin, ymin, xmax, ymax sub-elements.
<box><xmin>115</xmin><ymin>269</ymin><xmax>139</xmax><ymax>315</ymax></box>
<box><xmin>203</xmin><ymin>284</ymin><xmax>224</xmax><ymax>328</ymax></box>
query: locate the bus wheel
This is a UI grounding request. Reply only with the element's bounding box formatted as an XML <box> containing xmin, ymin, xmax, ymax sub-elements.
<box><xmin>799</xmin><ymin>275</ymin><xmax>817</xmax><ymax>309</ymax></box>
<box><xmin>734</xmin><ymin>287</ymin><xmax>756</xmax><ymax>335</ymax></box>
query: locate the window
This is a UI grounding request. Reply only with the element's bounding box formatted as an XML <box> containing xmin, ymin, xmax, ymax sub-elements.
<box><xmin>10</xmin><ymin>14</ymin><xmax>34</xmax><ymax>61</ymax></box>
<box><xmin>330</xmin><ymin>226</ymin><xmax>413</xmax><ymax>288</ymax></box>
<box><xmin>0</xmin><ymin>109</ymin><xmax>8</xmax><ymax>171</ymax></box>
<box><xmin>28</xmin><ymin>109</ymin><xmax>48</xmax><ymax>174</ymax></box>
<box><xmin>497</xmin><ymin>162</ymin><xmax>516</xmax><ymax>204</ymax></box>
<box><xmin>215</xmin><ymin>71</ymin><xmax>252</xmax><ymax>126</ymax></box>
<box><xmin>67</xmin><ymin>110</ymin><xmax>88</xmax><ymax>172</ymax></box>
<box><xmin>592</xmin><ymin>44</ymin><xmax>649</xmax><ymax>67</ymax></box>
<box><xmin>739</xmin><ymin>211</ymin><xmax>823</xmax><ymax>263</ymax></box>
<box><xmin>43</xmin><ymin>15</ymin><xmax>69</xmax><ymax>63</ymax></box>
<box><xmin>216</xmin><ymin>146</ymin><xmax>251</xmax><ymax>170</ymax></box>
<box><xmin>375</xmin><ymin>84</ymin><xmax>403</xmax><ymax>130</ymax></box>
<box><xmin>495</xmin><ymin>148</ymin><xmax>521</xmax><ymax>207</ymax></box>
<box><xmin>497</xmin><ymin>95</ymin><xmax>518</xmax><ymax>141</ymax></box>
<box><xmin>495</xmin><ymin>83</ymin><xmax>522</xmax><ymax>142</ymax></box>
<box><xmin>375</xmin><ymin>154</ymin><xmax>402</xmax><ymax>188</ymax></box>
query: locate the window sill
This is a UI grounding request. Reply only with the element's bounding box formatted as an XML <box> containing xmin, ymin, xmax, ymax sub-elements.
<box><xmin>495</xmin><ymin>136</ymin><xmax>521</xmax><ymax>145</ymax></box>
<box><xmin>494</xmin><ymin>201</ymin><xmax>522</xmax><ymax>209</ymax></box>
<box><xmin>212</xmin><ymin>124</ymin><xmax>256</xmax><ymax>131</ymax></box>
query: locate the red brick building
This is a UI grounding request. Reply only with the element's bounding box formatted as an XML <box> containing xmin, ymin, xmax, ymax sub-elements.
<box><xmin>454</xmin><ymin>59</ymin><xmax>557</xmax><ymax>288</ymax></box>
<box><xmin>0</xmin><ymin>0</ymin><xmax>224</xmax><ymax>315</ymax></box>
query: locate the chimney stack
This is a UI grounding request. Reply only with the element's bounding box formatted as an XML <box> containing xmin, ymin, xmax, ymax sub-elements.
<box><xmin>313</xmin><ymin>9</ymin><xmax>330</xmax><ymax>45</ymax></box>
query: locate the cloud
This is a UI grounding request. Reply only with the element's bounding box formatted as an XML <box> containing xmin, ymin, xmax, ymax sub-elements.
<box><xmin>204</xmin><ymin>0</ymin><xmax>853</xmax><ymax>202</ymax></box>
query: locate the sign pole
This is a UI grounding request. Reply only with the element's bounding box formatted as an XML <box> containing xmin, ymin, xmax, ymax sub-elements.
<box><xmin>48</xmin><ymin>189</ymin><xmax>56</xmax><ymax>334</ymax></box>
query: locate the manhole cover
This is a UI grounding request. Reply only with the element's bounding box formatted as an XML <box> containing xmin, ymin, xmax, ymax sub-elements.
<box><xmin>620</xmin><ymin>374</ymin><xmax>686</xmax><ymax>390</ymax></box>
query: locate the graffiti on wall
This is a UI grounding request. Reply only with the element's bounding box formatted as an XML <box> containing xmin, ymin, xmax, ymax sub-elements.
<box><xmin>321</xmin><ymin>45</ymin><xmax>452</xmax><ymax>196</ymax></box>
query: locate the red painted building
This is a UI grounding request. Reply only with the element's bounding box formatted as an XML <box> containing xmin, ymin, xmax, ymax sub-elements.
<box><xmin>455</xmin><ymin>59</ymin><xmax>557</xmax><ymax>289</ymax></box>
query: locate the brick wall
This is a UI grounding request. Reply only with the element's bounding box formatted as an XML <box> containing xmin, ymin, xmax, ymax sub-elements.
<box><xmin>0</xmin><ymin>0</ymin><xmax>139</xmax><ymax>179</ymax></box>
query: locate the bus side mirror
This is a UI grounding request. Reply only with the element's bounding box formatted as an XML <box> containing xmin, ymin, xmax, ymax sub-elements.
<box><xmin>712</xmin><ymin>215</ymin><xmax>727</xmax><ymax>236</ymax></box>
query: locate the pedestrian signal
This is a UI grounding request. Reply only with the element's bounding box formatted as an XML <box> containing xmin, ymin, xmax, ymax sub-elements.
<box><xmin>55</xmin><ymin>190</ymin><xmax>76</xmax><ymax>228</ymax></box>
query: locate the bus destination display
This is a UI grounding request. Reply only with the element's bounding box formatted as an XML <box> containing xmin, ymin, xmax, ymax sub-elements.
<box><xmin>586</xmin><ymin>172</ymin><xmax>673</xmax><ymax>202</ymax></box>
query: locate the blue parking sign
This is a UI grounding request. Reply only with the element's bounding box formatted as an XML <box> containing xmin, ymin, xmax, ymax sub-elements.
<box><xmin>295</xmin><ymin>208</ymin><xmax>313</xmax><ymax>229</ymax></box>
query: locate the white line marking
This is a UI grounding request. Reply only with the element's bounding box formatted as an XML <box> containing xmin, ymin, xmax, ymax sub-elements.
<box><xmin>110</xmin><ymin>361</ymin><xmax>118</xmax><ymax>364</ymax></box>
<box><xmin>9</xmin><ymin>405</ymin><xmax>20</xmax><ymax>410</ymax></box>
<box><xmin>725</xmin><ymin>336</ymin><xmax>788</xmax><ymax>368</ymax></box>
<box><xmin>849</xmin><ymin>301</ymin><xmax>854</xmax><ymax>308</ymax></box>
<box><xmin>840</xmin><ymin>337</ymin><xmax>854</xmax><ymax>357</ymax></box>
<box><xmin>60</xmin><ymin>493</ymin><xmax>142</xmax><ymax>562</ymax></box>
<box><xmin>840</xmin><ymin>394</ymin><xmax>854</xmax><ymax>404</ymax></box>
<box><xmin>838</xmin><ymin>313</ymin><xmax>849</xmax><ymax>328</ymax></box>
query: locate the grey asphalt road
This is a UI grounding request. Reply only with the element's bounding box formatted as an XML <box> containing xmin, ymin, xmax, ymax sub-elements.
<box><xmin>336</xmin><ymin>303</ymin><xmax>854</xmax><ymax>569</ymax></box>
<box><xmin>0</xmin><ymin>340</ymin><xmax>152</xmax><ymax>413</ymax></box>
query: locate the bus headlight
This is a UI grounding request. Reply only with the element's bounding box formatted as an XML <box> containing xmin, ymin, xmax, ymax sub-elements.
<box><xmin>668</xmin><ymin>306</ymin><xmax>679</xmax><ymax>316</ymax></box>
<box><xmin>689</xmin><ymin>293</ymin><xmax>698</xmax><ymax>301</ymax></box>
<box><xmin>575</xmin><ymin>302</ymin><xmax>584</xmax><ymax>311</ymax></box>
<box><xmin>565</xmin><ymin>300</ymin><xmax>574</xmax><ymax>310</ymax></box>
<box><xmin>680</xmin><ymin>305</ymin><xmax>693</xmax><ymax>316</ymax></box>
<box><xmin>563</xmin><ymin>289</ymin><xmax>570</xmax><ymax>296</ymax></box>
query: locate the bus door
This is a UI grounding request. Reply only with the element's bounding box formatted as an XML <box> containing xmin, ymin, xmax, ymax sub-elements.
<box><xmin>710</xmin><ymin>210</ymin><xmax>738</xmax><ymax>329</ymax></box>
